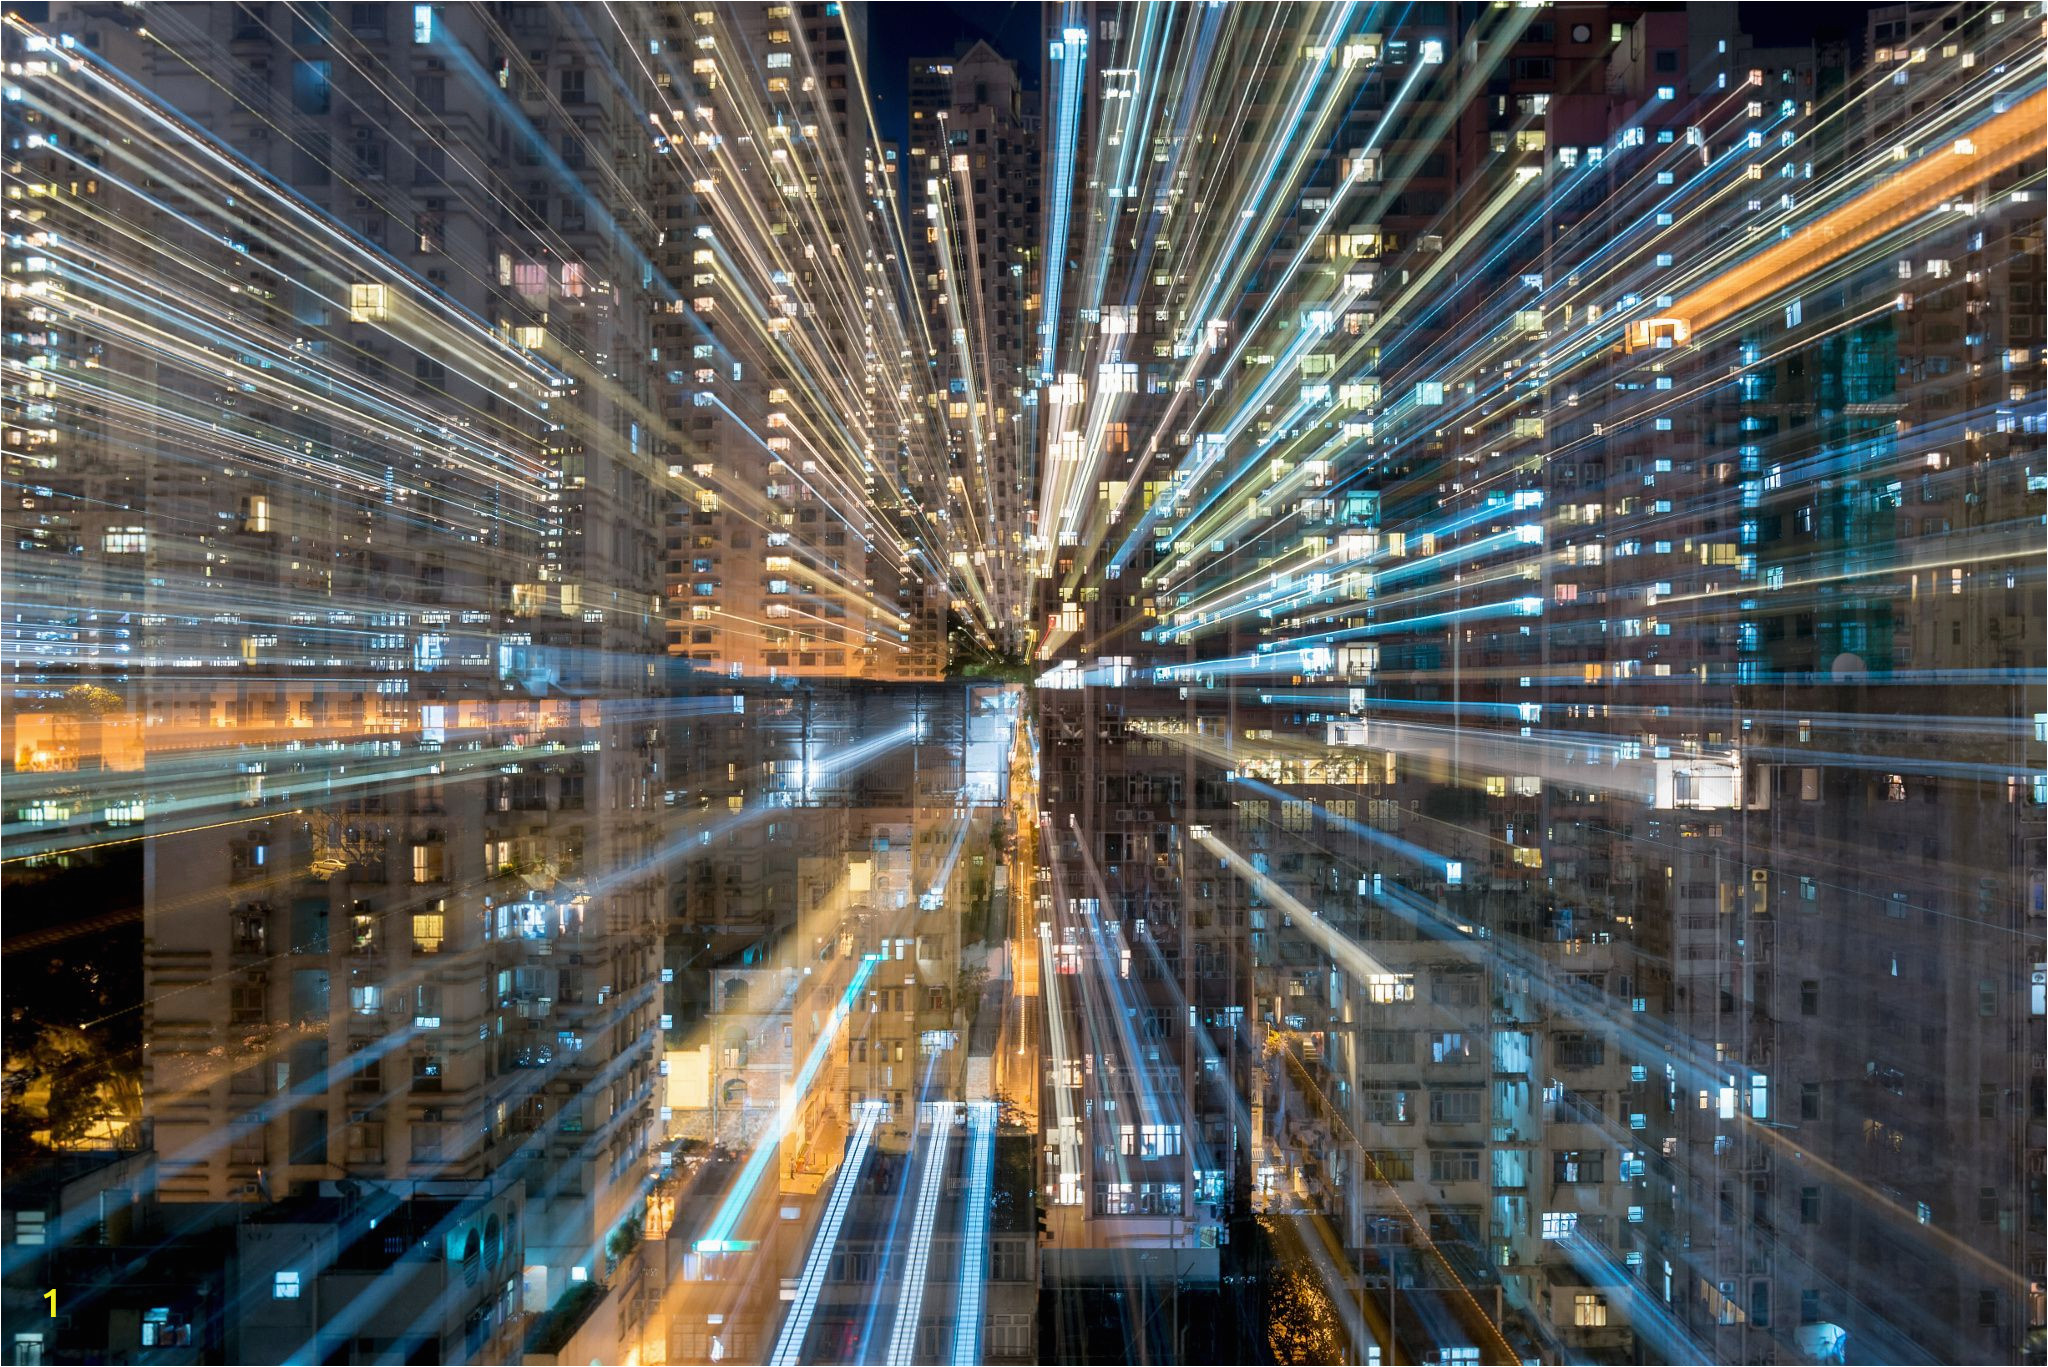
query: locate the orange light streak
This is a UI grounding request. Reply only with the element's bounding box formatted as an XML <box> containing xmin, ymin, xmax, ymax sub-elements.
<box><xmin>1668</xmin><ymin>91</ymin><xmax>2046</xmax><ymax>338</ymax></box>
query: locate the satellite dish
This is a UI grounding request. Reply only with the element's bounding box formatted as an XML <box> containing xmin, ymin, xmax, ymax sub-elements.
<box><xmin>1828</xmin><ymin>652</ymin><xmax>1867</xmax><ymax>681</ymax></box>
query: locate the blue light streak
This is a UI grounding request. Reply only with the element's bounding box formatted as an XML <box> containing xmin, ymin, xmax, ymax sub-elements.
<box><xmin>949</xmin><ymin>1100</ymin><xmax>998</xmax><ymax>1367</ymax></box>
<box><xmin>1039</xmin><ymin>16</ymin><xmax>1088</xmax><ymax>381</ymax></box>
<box><xmin>883</xmin><ymin>1100</ymin><xmax>956</xmax><ymax>1366</ymax></box>
<box><xmin>769</xmin><ymin>1101</ymin><xmax>888</xmax><ymax>1367</ymax></box>
<box><xmin>695</xmin><ymin>952</ymin><xmax>882</xmax><ymax>1252</ymax></box>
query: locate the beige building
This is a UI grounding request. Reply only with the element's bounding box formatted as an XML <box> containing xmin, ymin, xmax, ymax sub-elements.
<box><xmin>654</xmin><ymin>3</ymin><xmax>951</xmax><ymax>682</ymax></box>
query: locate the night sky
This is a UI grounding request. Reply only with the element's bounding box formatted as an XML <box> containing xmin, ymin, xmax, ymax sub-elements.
<box><xmin>856</xmin><ymin>4</ymin><xmax>1873</xmax><ymax>155</ymax></box>
<box><xmin>1737</xmin><ymin>1</ymin><xmax>1874</xmax><ymax>53</ymax></box>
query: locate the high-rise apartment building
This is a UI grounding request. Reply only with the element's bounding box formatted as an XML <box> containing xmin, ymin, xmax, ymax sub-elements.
<box><xmin>652</xmin><ymin>3</ymin><xmax>951</xmax><ymax>682</ymax></box>
<box><xmin>7</xmin><ymin>2</ymin><xmax>672</xmax><ymax>1356</ymax></box>
<box><xmin>1029</xmin><ymin>4</ymin><xmax>2042</xmax><ymax>1364</ymax></box>
<box><xmin>907</xmin><ymin>42</ymin><xmax>1043</xmax><ymax>648</ymax></box>
<box><xmin>1524</xmin><ymin>9</ymin><xmax>2044</xmax><ymax>1360</ymax></box>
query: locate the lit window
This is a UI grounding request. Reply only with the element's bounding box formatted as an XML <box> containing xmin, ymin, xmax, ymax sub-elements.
<box><xmin>102</xmin><ymin>527</ymin><xmax>147</xmax><ymax>554</ymax></box>
<box><xmin>349</xmin><ymin>283</ymin><xmax>388</xmax><ymax>323</ymax></box>
<box><xmin>274</xmin><ymin>1271</ymin><xmax>301</xmax><ymax>1299</ymax></box>
<box><xmin>1367</xmin><ymin>974</ymin><xmax>1414</xmax><ymax>1004</ymax></box>
<box><xmin>140</xmin><ymin>1308</ymin><xmax>181</xmax><ymax>1347</ymax></box>
<box><xmin>1574</xmin><ymin>1293</ymin><xmax>1607</xmax><ymax>1327</ymax></box>
<box><xmin>412</xmin><ymin>910</ymin><xmax>445</xmax><ymax>954</ymax></box>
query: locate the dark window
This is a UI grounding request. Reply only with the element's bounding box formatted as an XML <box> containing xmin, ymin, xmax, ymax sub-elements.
<box><xmin>352</xmin><ymin>128</ymin><xmax>385</xmax><ymax>178</ymax></box>
<box><xmin>290</xmin><ymin>4</ymin><xmax>331</xmax><ymax>43</ymax></box>
<box><xmin>290</xmin><ymin>1105</ymin><xmax>328</xmax><ymax>1164</ymax></box>
<box><xmin>291</xmin><ymin>135</ymin><xmax>332</xmax><ymax>187</ymax></box>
